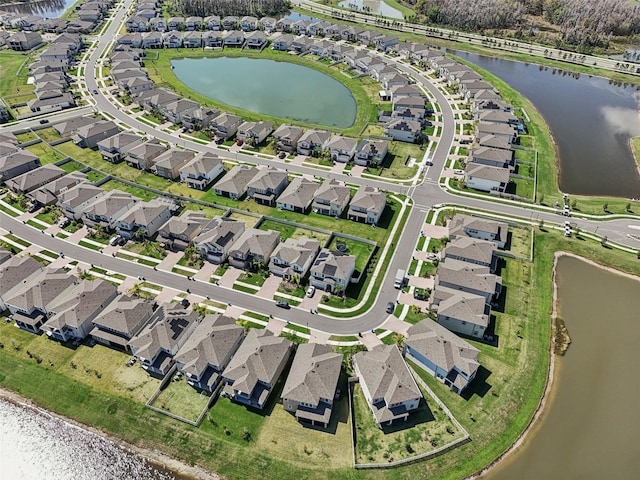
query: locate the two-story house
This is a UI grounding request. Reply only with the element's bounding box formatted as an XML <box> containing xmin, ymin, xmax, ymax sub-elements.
<box><xmin>221</xmin><ymin>329</ymin><xmax>293</xmax><ymax>409</ymax></box>
<box><xmin>272</xmin><ymin>124</ymin><xmax>304</xmax><ymax>152</ymax></box>
<box><xmin>275</xmin><ymin>177</ymin><xmax>319</xmax><ymax>214</ymax></box>
<box><xmin>174</xmin><ymin>314</ymin><xmax>244</xmax><ymax>393</ymax></box>
<box><xmin>404</xmin><ymin>319</ymin><xmax>480</xmax><ymax>395</ymax></box>
<box><xmin>82</xmin><ymin>189</ymin><xmax>137</xmax><ymax>231</ymax></box>
<box><xmin>228</xmin><ymin>228</ymin><xmax>280</xmax><ymax>270</ymax></box>
<box><xmin>90</xmin><ymin>295</ymin><xmax>155</xmax><ymax>351</ymax></box>
<box><xmin>326</xmin><ymin>135</ymin><xmax>358</xmax><ymax>163</ymax></box>
<box><xmin>347</xmin><ymin>186</ymin><xmax>386</xmax><ymax>225</ymax></box>
<box><xmin>309</xmin><ymin>249</ymin><xmax>356</xmax><ymax>294</ymax></box>
<box><xmin>353</xmin><ymin>345</ymin><xmax>422</xmax><ymax>428</ymax></box>
<box><xmin>125</xmin><ymin>139</ymin><xmax>168</xmax><ymax>171</ymax></box>
<box><xmin>211</xmin><ymin>112</ymin><xmax>243</xmax><ymax>140</ymax></box>
<box><xmin>448</xmin><ymin>214</ymin><xmax>508</xmax><ymax>249</ymax></box>
<box><xmin>157</xmin><ymin>210</ymin><xmax>209</xmax><ymax>251</ymax></box>
<box><xmin>269</xmin><ymin>237</ymin><xmax>321</xmax><ymax>281</ymax></box>
<box><xmin>58</xmin><ymin>183</ymin><xmax>106</xmax><ymax>220</ymax></box>
<box><xmin>296</xmin><ymin>129</ymin><xmax>331</xmax><ymax>157</ymax></box>
<box><xmin>236</xmin><ymin>121</ymin><xmax>273</xmax><ymax>146</ymax></box>
<box><xmin>312</xmin><ymin>179</ymin><xmax>351</xmax><ymax>218</ymax></box>
<box><xmin>246</xmin><ymin>167</ymin><xmax>289</xmax><ymax>206</ymax></box>
<box><xmin>434</xmin><ymin>258</ymin><xmax>502</xmax><ymax>304</ymax></box>
<box><xmin>115</xmin><ymin>197</ymin><xmax>179</xmax><ymax>240</ymax></box>
<box><xmin>213</xmin><ymin>165</ymin><xmax>259</xmax><ymax>200</ymax></box>
<box><xmin>97</xmin><ymin>131</ymin><xmax>145</xmax><ymax>164</ymax></box>
<box><xmin>281</xmin><ymin>343</ymin><xmax>342</xmax><ymax>428</ymax></box>
<box><xmin>129</xmin><ymin>304</ymin><xmax>201</xmax><ymax>377</ymax></box>
<box><xmin>354</xmin><ymin>139</ymin><xmax>388</xmax><ymax>167</ymax></box>
<box><xmin>193</xmin><ymin>217</ymin><xmax>245</xmax><ymax>264</ymax></box>
<box><xmin>153</xmin><ymin>149</ymin><xmax>195</xmax><ymax>180</ymax></box>
<box><xmin>72</xmin><ymin>120</ymin><xmax>120</xmax><ymax>149</ymax></box>
<box><xmin>179</xmin><ymin>152</ymin><xmax>225</xmax><ymax>190</ymax></box>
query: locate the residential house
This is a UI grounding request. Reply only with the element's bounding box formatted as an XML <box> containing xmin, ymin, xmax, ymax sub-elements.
<box><xmin>185</xmin><ymin>16</ymin><xmax>203</xmax><ymax>31</ymax></box>
<box><xmin>443</xmin><ymin>237</ymin><xmax>497</xmax><ymax>271</ymax></box>
<box><xmin>464</xmin><ymin>163</ymin><xmax>510</xmax><ymax>193</ymax></box>
<box><xmin>384</xmin><ymin>118</ymin><xmax>422</xmax><ymax>143</ymax></box>
<box><xmin>138</xmin><ymin>88</ymin><xmax>180</xmax><ymax>112</ymax></box>
<box><xmin>149</xmin><ymin>17</ymin><xmax>166</xmax><ymax>32</ymax></box>
<box><xmin>158</xmin><ymin>210</ymin><xmax>209</xmax><ymax>251</ymax></box>
<box><xmin>390</xmin><ymin>84</ymin><xmax>422</xmax><ymax>102</ymax></box>
<box><xmin>476</xmin><ymin>121</ymin><xmax>517</xmax><ymax>143</ymax></box>
<box><xmin>271</xmin><ymin>32</ymin><xmax>293</xmax><ymax>51</ymax></box>
<box><xmin>477</xmin><ymin>134</ymin><xmax>513</xmax><ymax>151</ymax></box>
<box><xmin>246</xmin><ymin>167</ymin><xmax>289</xmax><ymax>206</ymax></box>
<box><xmin>0</xmin><ymin>256</ymin><xmax>43</xmax><ymax>312</ymax></box>
<box><xmin>236</xmin><ymin>121</ymin><xmax>273</xmax><ymax>146</ymax></box>
<box><xmin>273</xmin><ymin>124</ymin><xmax>304</xmax><ymax>152</ymax></box>
<box><xmin>462</xmin><ymin>81</ymin><xmax>497</xmax><ymax>99</ymax></box>
<box><xmin>8</xmin><ymin>32</ymin><xmax>42</xmax><ymax>51</ymax></box>
<box><xmin>240</xmin><ymin>16</ymin><xmax>258</xmax><ymax>31</ymax></box>
<box><xmin>73</xmin><ymin>120</ymin><xmax>119</xmax><ymax>149</ymax></box>
<box><xmin>228</xmin><ymin>228</ymin><xmax>280</xmax><ymax>270</ymax></box>
<box><xmin>223</xmin><ymin>30</ymin><xmax>244</xmax><ymax>48</ymax></box>
<box><xmin>312</xmin><ymin>179</ymin><xmax>351</xmax><ymax>217</ymax></box>
<box><xmin>222</xmin><ymin>16</ymin><xmax>238</xmax><ymax>30</ymax></box>
<box><xmin>0</xmin><ymin>150</ymin><xmax>40</xmax><ymax>182</ymax></box>
<box><xmin>213</xmin><ymin>165</ymin><xmax>259</xmax><ymax>200</ymax></box>
<box><xmin>353</xmin><ymin>345</ymin><xmax>422</xmax><ymax>428</ymax></box>
<box><xmin>174</xmin><ymin>314</ymin><xmax>244</xmax><ymax>393</ymax></box>
<box><xmin>167</xmin><ymin>16</ymin><xmax>185</xmax><ymax>31</ymax></box>
<box><xmin>258</xmin><ymin>17</ymin><xmax>276</xmax><ymax>32</ymax></box>
<box><xmin>244</xmin><ymin>30</ymin><xmax>267</xmax><ymax>49</ymax></box>
<box><xmin>435</xmin><ymin>258</ymin><xmax>502</xmax><ymax>303</ymax></box>
<box><xmin>296</xmin><ymin>129</ymin><xmax>330</xmax><ymax>157</ymax></box>
<box><xmin>183</xmin><ymin>107</ymin><xmax>219</xmax><ymax>131</ymax></box>
<box><xmin>276</xmin><ymin>177</ymin><xmax>319</xmax><ymax>214</ymax></box>
<box><xmin>204</xmin><ymin>15</ymin><xmax>221</xmax><ymax>31</ymax></box>
<box><xmin>115</xmin><ymin>197</ymin><xmax>179</xmax><ymax>240</ymax></box>
<box><xmin>326</xmin><ymin>135</ymin><xmax>358</xmax><ymax>163</ymax></box>
<box><xmin>310</xmin><ymin>249</ymin><xmax>356</xmax><ymax>294</ymax></box>
<box><xmin>404</xmin><ymin>319</ymin><xmax>480</xmax><ymax>394</ymax></box>
<box><xmin>194</xmin><ymin>217</ymin><xmax>245</xmax><ymax>264</ymax></box>
<box><xmin>4</xmin><ymin>268</ymin><xmax>75</xmax><ymax>333</ymax></box>
<box><xmin>42</xmin><ymin>280</ymin><xmax>118</xmax><ymax>343</ymax></box>
<box><xmin>6</xmin><ymin>164</ymin><xmax>65</xmax><ymax>194</ymax></box>
<box><xmin>309</xmin><ymin>39</ymin><xmax>332</xmax><ymax>57</ymax></box>
<box><xmin>27</xmin><ymin>92</ymin><xmax>75</xmax><ymax>113</ymax></box>
<box><xmin>82</xmin><ymin>189</ymin><xmax>137</xmax><ymax>230</ymax></box>
<box><xmin>269</xmin><ymin>237</ymin><xmax>321</xmax><ymax>280</ymax></box>
<box><xmin>183</xmin><ymin>31</ymin><xmax>203</xmax><ymax>48</ymax></box>
<box><xmin>469</xmin><ymin>146</ymin><xmax>514</xmax><ymax>170</ymax></box>
<box><xmin>347</xmin><ymin>186</ymin><xmax>386</xmax><ymax>225</ymax></box>
<box><xmin>375</xmin><ymin>35</ymin><xmax>399</xmax><ymax>51</ymax></box>
<box><xmin>126</xmin><ymin>15</ymin><xmax>148</xmax><ymax>32</ymax></box>
<box><xmin>164</xmin><ymin>31</ymin><xmax>185</xmax><ymax>48</ymax></box>
<box><xmin>129</xmin><ymin>304</ymin><xmax>201</xmax><ymax>377</ymax></box>
<box><xmin>448</xmin><ymin>214</ymin><xmax>508</xmax><ymax>249</ymax></box>
<box><xmin>153</xmin><ymin>150</ymin><xmax>195</xmax><ymax>180</ymax></box>
<box><xmin>98</xmin><ymin>131</ymin><xmax>144</xmax><ymax>163</ymax></box>
<box><xmin>221</xmin><ymin>329</ymin><xmax>293</xmax><ymax>409</ymax></box>
<box><xmin>354</xmin><ymin>139</ymin><xmax>388</xmax><ymax>167</ymax></box>
<box><xmin>211</xmin><ymin>112</ymin><xmax>242</xmax><ymax>140</ymax></box>
<box><xmin>125</xmin><ymin>139</ymin><xmax>168</xmax><ymax>171</ymax></box>
<box><xmin>142</xmin><ymin>31</ymin><xmax>163</xmax><ymax>48</ymax></box>
<box><xmin>282</xmin><ymin>343</ymin><xmax>342</xmax><ymax>428</ymax></box>
<box><xmin>275</xmin><ymin>17</ymin><xmax>293</xmax><ymax>32</ymax></box>
<box><xmin>58</xmin><ymin>183</ymin><xmax>105</xmax><ymax>220</ymax></box>
<box><xmin>291</xmin><ymin>35</ymin><xmax>313</xmax><ymax>54</ymax></box>
<box><xmin>432</xmin><ymin>288</ymin><xmax>490</xmax><ymax>339</ymax></box>
<box><xmin>179</xmin><ymin>152</ymin><xmax>224</xmax><ymax>190</ymax></box>
<box><xmin>162</xmin><ymin>98</ymin><xmax>199</xmax><ymax>124</ymax></box>
<box><xmin>477</xmin><ymin>109</ymin><xmax>520</xmax><ymax>126</ymax></box>
<box><xmin>29</xmin><ymin>171</ymin><xmax>87</xmax><ymax>207</ymax></box>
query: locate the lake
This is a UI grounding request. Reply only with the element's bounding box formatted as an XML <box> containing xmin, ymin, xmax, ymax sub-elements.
<box><xmin>0</xmin><ymin>397</ymin><xmax>187</xmax><ymax>480</ymax></box>
<box><xmin>338</xmin><ymin>0</ymin><xmax>404</xmax><ymax>20</ymax></box>
<box><xmin>453</xmin><ymin>51</ymin><xmax>640</xmax><ymax>198</ymax></box>
<box><xmin>483</xmin><ymin>255</ymin><xmax>640</xmax><ymax>479</ymax></box>
<box><xmin>171</xmin><ymin>57</ymin><xmax>357</xmax><ymax>128</ymax></box>
<box><xmin>0</xmin><ymin>0</ymin><xmax>75</xmax><ymax>18</ymax></box>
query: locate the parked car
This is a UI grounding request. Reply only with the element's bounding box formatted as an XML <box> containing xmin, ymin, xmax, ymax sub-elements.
<box><xmin>306</xmin><ymin>286</ymin><xmax>316</xmax><ymax>298</ymax></box>
<box><xmin>386</xmin><ymin>302</ymin><xmax>395</xmax><ymax>314</ymax></box>
<box><xmin>276</xmin><ymin>300</ymin><xmax>290</xmax><ymax>309</ymax></box>
<box><xmin>109</xmin><ymin>235</ymin><xmax>121</xmax><ymax>246</ymax></box>
<box><xmin>236</xmin><ymin>139</ymin><xmax>243</xmax><ymax>146</ymax></box>
<box><xmin>453</xmin><ymin>169</ymin><xmax>465</xmax><ymax>176</ymax></box>
<box><xmin>278</xmin><ymin>151</ymin><xmax>286</xmax><ymax>159</ymax></box>
<box><xmin>27</xmin><ymin>203</ymin><xmax>39</xmax><ymax>213</ymax></box>
<box><xmin>181</xmin><ymin>298</ymin><xmax>190</xmax><ymax>308</ymax></box>
<box><xmin>58</xmin><ymin>217</ymin><xmax>70</xmax><ymax>228</ymax></box>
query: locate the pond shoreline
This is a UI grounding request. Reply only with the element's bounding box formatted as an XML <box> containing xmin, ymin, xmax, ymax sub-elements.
<box><xmin>0</xmin><ymin>387</ymin><xmax>223</xmax><ymax>480</ymax></box>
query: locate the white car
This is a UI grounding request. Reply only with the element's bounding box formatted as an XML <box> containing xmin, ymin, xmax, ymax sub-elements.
<box><xmin>306</xmin><ymin>286</ymin><xmax>316</xmax><ymax>298</ymax></box>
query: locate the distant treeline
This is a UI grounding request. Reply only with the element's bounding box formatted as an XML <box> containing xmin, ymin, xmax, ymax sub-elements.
<box><xmin>409</xmin><ymin>0</ymin><xmax>640</xmax><ymax>49</ymax></box>
<box><xmin>169</xmin><ymin>0</ymin><xmax>291</xmax><ymax>18</ymax></box>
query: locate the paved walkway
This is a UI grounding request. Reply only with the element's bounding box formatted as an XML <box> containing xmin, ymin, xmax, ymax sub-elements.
<box><xmin>398</xmin><ymin>291</ymin><xmax>430</xmax><ymax>310</ymax></box>
<box><xmin>118</xmin><ymin>276</ymin><xmax>136</xmax><ymax>295</ymax></box>
<box><xmin>194</xmin><ymin>261</ymin><xmax>217</xmax><ymax>282</ymax></box>
<box><xmin>308</xmin><ymin>328</ymin><xmax>331</xmax><ymax>344</ymax></box>
<box><xmin>266</xmin><ymin>317</ymin><xmax>287</xmax><ymax>336</ymax></box>
<box><xmin>155</xmin><ymin>287</ymin><xmax>180</xmax><ymax>305</ymax></box>
<box><xmin>381</xmin><ymin>316</ymin><xmax>412</xmax><ymax>336</ymax></box>
<box><xmin>156</xmin><ymin>250</ymin><xmax>183</xmax><ymax>271</ymax></box>
<box><xmin>423</xmin><ymin>224</ymin><xmax>449</xmax><ymax>238</ymax></box>
<box><xmin>218</xmin><ymin>267</ymin><xmax>242</xmax><ymax>288</ymax></box>
<box><xmin>360</xmin><ymin>331</ymin><xmax>383</xmax><ymax>350</ymax></box>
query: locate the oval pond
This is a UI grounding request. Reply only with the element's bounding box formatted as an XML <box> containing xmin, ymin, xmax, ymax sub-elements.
<box><xmin>171</xmin><ymin>57</ymin><xmax>357</xmax><ymax>128</ymax></box>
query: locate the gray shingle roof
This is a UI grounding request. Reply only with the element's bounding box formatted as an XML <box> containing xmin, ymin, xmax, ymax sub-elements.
<box><xmin>82</xmin><ymin>189</ymin><xmax>136</xmax><ymax>218</ymax></box>
<box><xmin>91</xmin><ymin>294</ymin><xmax>154</xmax><ymax>337</ymax></box>
<box><xmin>0</xmin><ymin>256</ymin><xmax>42</xmax><ymax>294</ymax></box>
<box><xmin>214</xmin><ymin>165</ymin><xmax>259</xmax><ymax>195</ymax></box>
<box><xmin>276</xmin><ymin>177</ymin><xmax>319</xmax><ymax>209</ymax></box>
<box><xmin>194</xmin><ymin>217</ymin><xmax>245</xmax><ymax>249</ymax></box>
<box><xmin>281</xmin><ymin>343</ymin><xmax>341</xmax><ymax>406</ymax></box>
<box><xmin>443</xmin><ymin>237</ymin><xmax>495</xmax><ymax>266</ymax></box>
<box><xmin>437</xmin><ymin>293</ymin><xmax>489</xmax><ymax>328</ymax></box>
<box><xmin>7</xmin><ymin>164</ymin><xmax>65</xmax><ymax>193</ymax></box>
<box><xmin>436</xmin><ymin>258</ymin><xmax>501</xmax><ymax>297</ymax></box>
<box><xmin>349</xmin><ymin>186</ymin><xmax>386</xmax><ymax>214</ymax></box>
<box><xmin>5</xmin><ymin>268</ymin><xmax>75</xmax><ymax>312</ymax></box>
<box><xmin>465</xmin><ymin>163</ymin><xmax>510</xmax><ymax>183</ymax></box>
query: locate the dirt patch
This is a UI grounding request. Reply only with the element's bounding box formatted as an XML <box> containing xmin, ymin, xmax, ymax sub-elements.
<box><xmin>553</xmin><ymin>317</ymin><xmax>571</xmax><ymax>356</ymax></box>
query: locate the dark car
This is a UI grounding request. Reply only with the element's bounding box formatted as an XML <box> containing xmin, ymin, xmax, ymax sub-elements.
<box><xmin>39</xmin><ymin>119</ymin><xmax>49</xmax><ymax>124</ymax></box>
<box><xmin>276</xmin><ymin>300</ymin><xmax>290</xmax><ymax>309</ymax></box>
<box><xmin>386</xmin><ymin>302</ymin><xmax>395</xmax><ymax>314</ymax></box>
<box><xmin>181</xmin><ymin>298</ymin><xmax>190</xmax><ymax>308</ymax></box>
<box><xmin>278</xmin><ymin>151</ymin><xmax>286</xmax><ymax>159</ymax></box>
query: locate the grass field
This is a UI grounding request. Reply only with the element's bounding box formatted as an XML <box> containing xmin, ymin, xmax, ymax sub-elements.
<box><xmin>149</xmin><ymin>379</ymin><xmax>211</xmax><ymax>422</ymax></box>
<box><xmin>328</xmin><ymin>236</ymin><xmax>375</xmax><ymax>273</ymax></box>
<box><xmin>259</xmin><ymin>219</ymin><xmax>331</xmax><ymax>245</ymax></box>
<box><xmin>35</xmin><ymin>127</ymin><xmax>63</xmax><ymax>143</ymax></box>
<box><xmin>0</xmin><ymin>50</ymin><xmax>33</xmax><ymax>101</ymax></box>
<box><xmin>26</xmin><ymin>142</ymin><xmax>68</xmax><ymax>164</ymax></box>
<box><xmin>632</xmin><ymin>136</ymin><xmax>640</xmax><ymax>167</ymax></box>
<box><xmin>100</xmin><ymin>179</ymin><xmax>159</xmax><ymax>201</ymax></box>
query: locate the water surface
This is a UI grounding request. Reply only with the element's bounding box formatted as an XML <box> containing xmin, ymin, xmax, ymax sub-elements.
<box><xmin>484</xmin><ymin>256</ymin><xmax>640</xmax><ymax>479</ymax></box>
<box><xmin>0</xmin><ymin>0</ymin><xmax>75</xmax><ymax>18</ymax></box>
<box><xmin>453</xmin><ymin>51</ymin><xmax>640</xmax><ymax>198</ymax></box>
<box><xmin>0</xmin><ymin>398</ymin><xmax>184</xmax><ymax>479</ymax></box>
<box><xmin>171</xmin><ymin>57</ymin><xmax>357</xmax><ymax>128</ymax></box>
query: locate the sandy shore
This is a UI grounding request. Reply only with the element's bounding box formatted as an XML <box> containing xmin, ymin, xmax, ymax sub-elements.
<box><xmin>0</xmin><ymin>387</ymin><xmax>223</xmax><ymax>480</ymax></box>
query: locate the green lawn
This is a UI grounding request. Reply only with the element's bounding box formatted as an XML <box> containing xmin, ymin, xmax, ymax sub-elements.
<box><xmin>59</xmin><ymin>160</ymin><xmax>84</xmax><ymax>174</ymax></box>
<box><xmin>0</xmin><ymin>50</ymin><xmax>32</xmax><ymax>100</ymax></box>
<box><xmin>26</xmin><ymin>142</ymin><xmax>67</xmax><ymax>165</ymax></box>
<box><xmin>237</xmin><ymin>272</ymin><xmax>267</xmax><ymax>287</ymax></box>
<box><xmin>367</xmin><ymin>141</ymin><xmax>423</xmax><ymax>180</ymax></box>
<box><xmin>35</xmin><ymin>208</ymin><xmax>61</xmax><ymax>225</ymax></box>
<box><xmin>149</xmin><ymin>379</ymin><xmax>211</xmax><ymax>422</ymax></box>
<box><xmin>55</xmin><ymin>141</ymin><xmax>105</xmax><ymax>165</ymax></box>
<box><xmin>100</xmin><ymin>179</ymin><xmax>159</xmax><ymax>201</ymax></box>
<box><xmin>327</xmin><ymin>236</ymin><xmax>375</xmax><ymax>274</ymax></box>
<box><xmin>124</xmin><ymin>241</ymin><xmax>167</xmax><ymax>260</ymax></box>
<box><xmin>16</xmin><ymin>131</ymin><xmax>39</xmax><ymax>143</ymax></box>
<box><xmin>182</xmin><ymin>201</ymin><xmax>226</xmax><ymax>219</ymax></box>
<box><xmin>259</xmin><ymin>219</ymin><xmax>331</xmax><ymax>245</ymax></box>
<box><xmin>35</xmin><ymin>127</ymin><xmax>63</xmax><ymax>143</ymax></box>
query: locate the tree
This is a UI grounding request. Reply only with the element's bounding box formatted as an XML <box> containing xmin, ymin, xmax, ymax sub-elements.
<box><xmin>134</xmin><ymin>228</ymin><xmax>147</xmax><ymax>242</ymax></box>
<box><xmin>600</xmin><ymin>236</ymin><xmax>608</xmax><ymax>247</ymax></box>
<box><xmin>602</xmin><ymin>203</ymin><xmax>608</xmax><ymax>213</ymax></box>
<box><xmin>129</xmin><ymin>282</ymin><xmax>142</xmax><ymax>297</ymax></box>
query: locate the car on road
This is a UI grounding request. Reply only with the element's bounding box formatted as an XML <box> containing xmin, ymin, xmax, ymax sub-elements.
<box><xmin>276</xmin><ymin>300</ymin><xmax>290</xmax><ymax>309</ymax></box>
<box><xmin>386</xmin><ymin>302</ymin><xmax>395</xmax><ymax>314</ymax></box>
<box><xmin>92</xmin><ymin>89</ymin><xmax>98</xmax><ymax>94</ymax></box>
<box><xmin>39</xmin><ymin>119</ymin><xmax>49</xmax><ymax>124</ymax></box>
<box><xmin>306</xmin><ymin>286</ymin><xmax>316</xmax><ymax>298</ymax></box>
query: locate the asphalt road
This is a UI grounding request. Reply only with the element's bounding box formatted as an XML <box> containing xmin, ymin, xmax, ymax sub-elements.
<box><xmin>2</xmin><ymin>0</ymin><xmax>639</xmax><ymax>335</ymax></box>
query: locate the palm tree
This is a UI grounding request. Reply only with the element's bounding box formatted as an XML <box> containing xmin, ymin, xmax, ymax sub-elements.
<box><xmin>134</xmin><ymin>228</ymin><xmax>148</xmax><ymax>243</ymax></box>
<box><xmin>129</xmin><ymin>282</ymin><xmax>142</xmax><ymax>297</ymax></box>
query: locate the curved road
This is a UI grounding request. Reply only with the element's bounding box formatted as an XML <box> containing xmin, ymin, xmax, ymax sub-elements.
<box><xmin>3</xmin><ymin>0</ymin><xmax>638</xmax><ymax>336</ymax></box>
